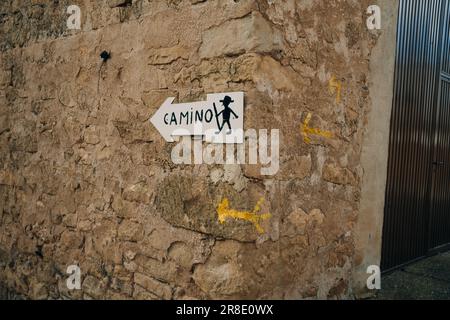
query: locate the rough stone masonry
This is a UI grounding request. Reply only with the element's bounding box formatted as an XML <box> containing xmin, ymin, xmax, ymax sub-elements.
<box><xmin>0</xmin><ymin>0</ymin><xmax>389</xmax><ymax>299</ymax></box>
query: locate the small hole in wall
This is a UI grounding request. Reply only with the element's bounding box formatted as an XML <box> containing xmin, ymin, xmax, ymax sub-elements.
<box><xmin>100</xmin><ymin>51</ymin><xmax>111</xmax><ymax>62</ymax></box>
<box><xmin>35</xmin><ymin>245</ymin><xmax>43</xmax><ymax>258</ymax></box>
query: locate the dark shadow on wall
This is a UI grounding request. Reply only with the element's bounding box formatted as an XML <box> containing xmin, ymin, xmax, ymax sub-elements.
<box><xmin>0</xmin><ymin>282</ymin><xmax>25</xmax><ymax>300</ymax></box>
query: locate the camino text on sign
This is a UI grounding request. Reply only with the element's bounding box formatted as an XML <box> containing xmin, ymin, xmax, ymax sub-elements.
<box><xmin>150</xmin><ymin>92</ymin><xmax>244</xmax><ymax>144</ymax></box>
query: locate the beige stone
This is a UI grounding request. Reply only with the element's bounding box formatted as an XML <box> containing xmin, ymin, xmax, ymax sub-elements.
<box><xmin>192</xmin><ymin>241</ymin><xmax>249</xmax><ymax>299</ymax></box>
<box><xmin>309</xmin><ymin>209</ymin><xmax>325</xmax><ymax>225</ymax></box>
<box><xmin>62</xmin><ymin>214</ymin><xmax>77</xmax><ymax>228</ymax></box>
<box><xmin>148</xmin><ymin>45</ymin><xmax>189</xmax><ymax>65</ymax></box>
<box><xmin>82</xmin><ymin>276</ymin><xmax>108</xmax><ymax>299</ymax></box>
<box><xmin>0</xmin><ymin>0</ymin><xmax>390</xmax><ymax>300</ymax></box>
<box><xmin>118</xmin><ymin>220</ymin><xmax>144</xmax><ymax>242</ymax></box>
<box><xmin>199</xmin><ymin>12</ymin><xmax>284</xmax><ymax>59</ymax></box>
<box><xmin>279</xmin><ymin>155</ymin><xmax>312</xmax><ymax>180</ymax></box>
<box><xmin>0</xmin><ymin>170</ymin><xmax>16</xmax><ymax>186</ymax></box>
<box><xmin>122</xmin><ymin>183</ymin><xmax>152</xmax><ymax>204</ymax></box>
<box><xmin>107</xmin><ymin>0</ymin><xmax>131</xmax><ymax>8</ymax></box>
<box><xmin>133</xmin><ymin>285</ymin><xmax>159</xmax><ymax>300</ymax></box>
<box><xmin>167</xmin><ymin>242</ymin><xmax>194</xmax><ymax>269</ymax></box>
<box><xmin>283</xmin><ymin>208</ymin><xmax>308</xmax><ymax>236</ymax></box>
<box><xmin>29</xmin><ymin>282</ymin><xmax>48</xmax><ymax>300</ymax></box>
<box><xmin>322</xmin><ymin>163</ymin><xmax>358</xmax><ymax>186</ymax></box>
<box><xmin>134</xmin><ymin>255</ymin><xmax>186</xmax><ymax>284</ymax></box>
<box><xmin>83</xmin><ymin>126</ymin><xmax>101</xmax><ymax>145</ymax></box>
<box><xmin>134</xmin><ymin>273</ymin><xmax>172</xmax><ymax>300</ymax></box>
<box><xmin>60</xmin><ymin>230</ymin><xmax>84</xmax><ymax>249</ymax></box>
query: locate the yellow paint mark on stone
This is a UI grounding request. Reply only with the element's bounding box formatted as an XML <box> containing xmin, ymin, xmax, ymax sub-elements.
<box><xmin>217</xmin><ymin>198</ymin><xmax>271</xmax><ymax>234</ymax></box>
<box><xmin>301</xmin><ymin>113</ymin><xmax>333</xmax><ymax>144</ymax></box>
<box><xmin>329</xmin><ymin>76</ymin><xmax>342</xmax><ymax>103</ymax></box>
<box><xmin>79</xmin><ymin>46</ymin><xmax>88</xmax><ymax>56</ymax></box>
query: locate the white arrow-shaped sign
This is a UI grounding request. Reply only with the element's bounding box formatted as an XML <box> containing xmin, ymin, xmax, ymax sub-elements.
<box><xmin>150</xmin><ymin>92</ymin><xmax>244</xmax><ymax>144</ymax></box>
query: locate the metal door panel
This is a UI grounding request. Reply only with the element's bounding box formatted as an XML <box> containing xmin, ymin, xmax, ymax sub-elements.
<box><xmin>381</xmin><ymin>0</ymin><xmax>447</xmax><ymax>271</ymax></box>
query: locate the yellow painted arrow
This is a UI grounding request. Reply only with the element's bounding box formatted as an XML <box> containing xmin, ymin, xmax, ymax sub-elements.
<box><xmin>217</xmin><ymin>198</ymin><xmax>271</xmax><ymax>234</ymax></box>
<box><xmin>329</xmin><ymin>76</ymin><xmax>342</xmax><ymax>103</ymax></box>
<box><xmin>301</xmin><ymin>113</ymin><xmax>333</xmax><ymax>144</ymax></box>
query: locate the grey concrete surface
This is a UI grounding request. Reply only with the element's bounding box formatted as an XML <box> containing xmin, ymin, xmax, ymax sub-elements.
<box><xmin>353</xmin><ymin>0</ymin><xmax>400</xmax><ymax>296</ymax></box>
<box><xmin>373</xmin><ymin>252</ymin><xmax>450</xmax><ymax>300</ymax></box>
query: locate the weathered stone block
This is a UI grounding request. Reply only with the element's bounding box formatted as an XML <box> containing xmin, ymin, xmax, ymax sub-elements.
<box><xmin>148</xmin><ymin>45</ymin><xmax>189</xmax><ymax>65</ymax></box>
<box><xmin>199</xmin><ymin>12</ymin><xmax>284</xmax><ymax>59</ymax></box>
<box><xmin>192</xmin><ymin>241</ymin><xmax>249</xmax><ymax>299</ymax></box>
<box><xmin>122</xmin><ymin>183</ymin><xmax>152</xmax><ymax>204</ymax></box>
<box><xmin>134</xmin><ymin>273</ymin><xmax>172</xmax><ymax>300</ymax></box>
<box><xmin>60</xmin><ymin>231</ymin><xmax>84</xmax><ymax>250</ymax></box>
<box><xmin>0</xmin><ymin>0</ymin><xmax>380</xmax><ymax>300</ymax></box>
<box><xmin>322</xmin><ymin>163</ymin><xmax>358</xmax><ymax>186</ymax></box>
<box><xmin>118</xmin><ymin>220</ymin><xmax>144</xmax><ymax>242</ymax></box>
<box><xmin>82</xmin><ymin>275</ymin><xmax>108</xmax><ymax>299</ymax></box>
<box><xmin>107</xmin><ymin>0</ymin><xmax>131</xmax><ymax>8</ymax></box>
<box><xmin>155</xmin><ymin>174</ymin><xmax>268</xmax><ymax>242</ymax></box>
<box><xmin>279</xmin><ymin>155</ymin><xmax>312</xmax><ymax>180</ymax></box>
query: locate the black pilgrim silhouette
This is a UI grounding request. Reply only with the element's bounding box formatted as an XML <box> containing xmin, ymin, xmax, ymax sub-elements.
<box><xmin>213</xmin><ymin>96</ymin><xmax>239</xmax><ymax>135</ymax></box>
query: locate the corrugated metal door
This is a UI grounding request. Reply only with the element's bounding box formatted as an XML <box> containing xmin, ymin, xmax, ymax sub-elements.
<box><xmin>382</xmin><ymin>0</ymin><xmax>450</xmax><ymax>271</ymax></box>
<box><xmin>429</xmin><ymin>79</ymin><xmax>450</xmax><ymax>250</ymax></box>
<box><xmin>429</xmin><ymin>23</ymin><xmax>450</xmax><ymax>250</ymax></box>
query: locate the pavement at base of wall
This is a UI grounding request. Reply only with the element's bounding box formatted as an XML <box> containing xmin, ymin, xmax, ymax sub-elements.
<box><xmin>373</xmin><ymin>251</ymin><xmax>450</xmax><ymax>300</ymax></box>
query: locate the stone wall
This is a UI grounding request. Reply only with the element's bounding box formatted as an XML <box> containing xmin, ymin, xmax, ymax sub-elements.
<box><xmin>0</xmin><ymin>0</ymin><xmax>383</xmax><ymax>299</ymax></box>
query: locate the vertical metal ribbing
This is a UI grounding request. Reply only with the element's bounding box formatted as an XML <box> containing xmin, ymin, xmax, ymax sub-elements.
<box><xmin>396</xmin><ymin>0</ymin><xmax>414</xmax><ymax>267</ymax></box>
<box><xmin>382</xmin><ymin>0</ymin><xmax>411</xmax><ymax>270</ymax></box>
<box><xmin>422</xmin><ymin>0</ymin><xmax>438</xmax><ymax>255</ymax></box>
<box><xmin>431</xmin><ymin>78</ymin><xmax>450</xmax><ymax>248</ymax></box>
<box><xmin>417</xmin><ymin>0</ymin><xmax>434</xmax><ymax>257</ymax></box>
<box><xmin>383</xmin><ymin>0</ymin><xmax>400</xmax><ymax>269</ymax></box>
<box><xmin>409</xmin><ymin>0</ymin><xmax>427</xmax><ymax>262</ymax></box>
<box><xmin>399</xmin><ymin>0</ymin><xmax>416</xmax><ymax>265</ymax></box>
<box><xmin>382</xmin><ymin>0</ymin><xmax>404</xmax><ymax>269</ymax></box>
<box><xmin>429</xmin><ymin>0</ymin><xmax>450</xmax><ymax>251</ymax></box>
<box><xmin>381</xmin><ymin>0</ymin><xmax>449</xmax><ymax>271</ymax></box>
